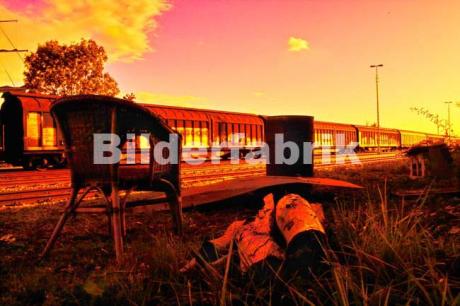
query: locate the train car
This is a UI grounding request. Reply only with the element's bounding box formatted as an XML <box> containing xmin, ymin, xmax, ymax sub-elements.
<box><xmin>0</xmin><ymin>91</ymin><xmax>65</xmax><ymax>169</ymax></box>
<box><xmin>355</xmin><ymin>125</ymin><xmax>400</xmax><ymax>151</ymax></box>
<box><xmin>313</xmin><ymin>121</ymin><xmax>357</xmax><ymax>152</ymax></box>
<box><xmin>0</xmin><ymin>92</ymin><xmax>264</xmax><ymax>167</ymax></box>
<box><xmin>141</xmin><ymin>104</ymin><xmax>264</xmax><ymax>159</ymax></box>
<box><xmin>0</xmin><ymin>107</ymin><xmax>3</xmax><ymax>160</ymax></box>
<box><xmin>399</xmin><ymin>130</ymin><xmax>427</xmax><ymax>148</ymax></box>
<box><xmin>449</xmin><ymin>136</ymin><xmax>460</xmax><ymax>147</ymax></box>
<box><xmin>426</xmin><ymin>133</ymin><xmax>445</xmax><ymax>144</ymax></box>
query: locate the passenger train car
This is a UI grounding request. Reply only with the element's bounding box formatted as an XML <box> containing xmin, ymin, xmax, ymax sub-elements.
<box><xmin>0</xmin><ymin>91</ymin><xmax>456</xmax><ymax>169</ymax></box>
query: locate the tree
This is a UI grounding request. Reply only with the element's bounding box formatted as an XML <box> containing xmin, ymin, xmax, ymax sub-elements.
<box><xmin>123</xmin><ymin>92</ymin><xmax>136</xmax><ymax>101</ymax></box>
<box><xmin>24</xmin><ymin>39</ymin><xmax>119</xmax><ymax>96</ymax></box>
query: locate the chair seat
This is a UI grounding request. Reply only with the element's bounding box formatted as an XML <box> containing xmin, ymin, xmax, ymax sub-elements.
<box><xmin>119</xmin><ymin>164</ymin><xmax>151</xmax><ymax>182</ymax></box>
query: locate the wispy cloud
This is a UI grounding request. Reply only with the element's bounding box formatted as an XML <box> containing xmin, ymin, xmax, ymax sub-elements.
<box><xmin>288</xmin><ymin>36</ymin><xmax>309</xmax><ymax>52</ymax></box>
<box><xmin>0</xmin><ymin>0</ymin><xmax>171</xmax><ymax>85</ymax></box>
<box><xmin>252</xmin><ymin>91</ymin><xmax>265</xmax><ymax>97</ymax></box>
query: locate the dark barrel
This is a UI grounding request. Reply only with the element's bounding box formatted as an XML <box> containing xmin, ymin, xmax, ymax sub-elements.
<box><xmin>265</xmin><ymin>115</ymin><xmax>314</xmax><ymax>177</ymax></box>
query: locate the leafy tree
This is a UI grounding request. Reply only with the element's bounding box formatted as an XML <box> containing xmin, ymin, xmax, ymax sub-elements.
<box><xmin>24</xmin><ymin>39</ymin><xmax>119</xmax><ymax>96</ymax></box>
<box><xmin>123</xmin><ymin>92</ymin><xmax>136</xmax><ymax>101</ymax></box>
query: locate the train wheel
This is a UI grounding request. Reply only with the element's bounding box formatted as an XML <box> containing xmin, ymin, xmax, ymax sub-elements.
<box><xmin>53</xmin><ymin>156</ymin><xmax>67</xmax><ymax>169</ymax></box>
<box><xmin>36</xmin><ymin>158</ymin><xmax>50</xmax><ymax>170</ymax></box>
<box><xmin>22</xmin><ymin>158</ymin><xmax>36</xmax><ymax>170</ymax></box>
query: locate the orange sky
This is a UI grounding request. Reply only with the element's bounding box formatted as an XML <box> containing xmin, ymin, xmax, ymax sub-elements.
<box><xmin>0</xmin><ymin>0</ymin><xmax>459</xmax><ymax>135</ymax></box>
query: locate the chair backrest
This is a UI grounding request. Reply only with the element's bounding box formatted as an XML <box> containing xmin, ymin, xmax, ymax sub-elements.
<box><xmin>51</xmin><ymin>95</ymin><xmax>181</xmax><ymax>192</ymax></box>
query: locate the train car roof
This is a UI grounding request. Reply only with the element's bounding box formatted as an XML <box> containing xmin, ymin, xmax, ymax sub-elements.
<box><xmin>314</xmin><ymin>121</ymin><xmax>356</xmax><ymax>131</ymax></box>
<box><xmin>140</xmin><ymin>103</ymin><xmax>264</xmax><ymax>125</ymax></box>
<box><xmin>426</xmin><ymin>134</ymin><xmax>445</xmax><ymax>138</ymax></box>
<box><xmin>398</xmin><ymin>129</ymin><xmax>427</xmax><ymax>135</ymax></box>
<box><xmin>1</xmin><ymin>91</ymin><xmax>59</xmax><ymax>112</ymax></box>
<box><xmin>354</xmin><ymin>125</ymin><xmax>399</xmax><ymax>133</ymax></box>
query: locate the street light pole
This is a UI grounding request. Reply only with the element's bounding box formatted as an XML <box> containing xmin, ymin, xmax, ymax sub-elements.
<box><xmin>445</xmin><ymin>101</ymin><xmax>452</xmax><ymax>138</ymax></box>
<box><xmin>370</xmin><ymin>64</ymin><xmax>383</xmax><ymax>154</ymax></box>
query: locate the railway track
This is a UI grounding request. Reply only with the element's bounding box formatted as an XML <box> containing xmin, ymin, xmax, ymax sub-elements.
<box><xmin>0</xmin><ymin>152</ymin><xmax>404</xmax><ymax>206</ymax></box>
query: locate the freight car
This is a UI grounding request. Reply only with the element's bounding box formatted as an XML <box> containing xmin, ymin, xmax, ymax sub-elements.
<box><xmin>0</xmin><ymin>91</ymin><xmax>451</xmax><ymax>169</ymax></box>
<box><xmin>0</xmin><ymin>91</ymin><xmax>65</xmax><ymax>169</ymax></box>
<box><xmin>426</xmin><ymin>133</ymin><xmax>445</xmax><ymax>144</ymax></box>
<box><xmin>399</xmin><ymin>130</ymin><xmax>428</xmax><ymax>148</ymax></box>
<box><xmin>140</xmin><ymin>104</ymin><xmax>264</xmax><ymax>159</ymax></box>
<box><xmin>355</xmin><ymin>125</ymin><xmax>400</xmax><ymax>151</ymax></box>
<box><xmin>0</xmin><ymin>91</ymin><xmax>265</xmax><ymax>167</ymax></box>
<box><xmin>313</xmin><ymin>121</ymin><xmax>358</xmax><ymax>153</ymax></box>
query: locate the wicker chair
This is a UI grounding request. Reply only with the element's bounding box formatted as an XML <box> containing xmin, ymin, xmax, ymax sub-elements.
<box><xmin>40</xmin><ymin>95</ymin><xmax>182</xmax><ymax>262</ymax></box>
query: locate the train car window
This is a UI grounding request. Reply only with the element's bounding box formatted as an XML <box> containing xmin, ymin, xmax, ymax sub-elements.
<box><xmin>138</xmin><ymin>134</ymin><xmax>150</xmax><ymax>149</ymax></box>
<box><xmin>27</xmin><ymin>112</ymin><xmax>41</xmax><ymax>147</ymax></box>
<box><xmin>42</xmin><ymin>113</ymin><xmax>56</xmax><ymax>147</ymax></box>
<box><xmin>238</xmin><ymin>123</ymin><xmax>244</xmax><ymax>145</ymax></box>
<box><xmin>232</xmin><ymin>123</ymin><xmax>238</xmax><ymax>145</ymax></box>
<box><xmin>245</xmin><ymin>124</ymin><xmax>251</xmax><ymax>146</ymax></box>
<box><xmin>227</xmin><ymin>123</ymin><xmax>233</xmax><ymax>144</ymax></box>
<box><xmin>237</xmin><ymin>124</ymin><xmax>243</xmax><ymax>145</ymax></box>
<box><xmin>201</xmin><ymin>121</ymin><xmax>209</xmax><ymax>147</ymax></box>
<box><xmin>185</xmin><ymin>120</ymin><xmax>193</xmax><ymax>147</ymax></box>
<box><xmin>250</xmin><ymin>125</ymin><xmax>256</xmax><ymax>145</ymax></box>
<box><xmin>194</xmin><ymin>121</ymin><xmax>201</xmax><ymax>147</ymax></box>
<box><xmin>176</xmin><ymin>120</ymin><xmax>185</xmax><ymax>146</ymax></box>
<box><xmin>256</xmin><ymin>125</ymin><xmax>262</xmax><ymax>145</ymax></box>
<box><xmin>218</xmin><ymin>122</ymin><xmax>227</xmax><ymax>145</ymax></box>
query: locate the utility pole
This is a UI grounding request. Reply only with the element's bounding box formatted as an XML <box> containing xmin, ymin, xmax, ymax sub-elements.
<box><xmin>370</xmin><ymin>64</ymin><xmax>383</xmax><ymax>154</ymax></box>
<box><xmin>445</xmin><ymin>101</ymin><xmax>452</xmax><ymax>138</ymax></box>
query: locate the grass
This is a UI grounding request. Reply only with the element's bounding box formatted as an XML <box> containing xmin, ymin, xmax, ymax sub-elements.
<box><xmin>0</xmin><ymin>158</ymin><xmax>459</xmax><ymax>305</ymax></box>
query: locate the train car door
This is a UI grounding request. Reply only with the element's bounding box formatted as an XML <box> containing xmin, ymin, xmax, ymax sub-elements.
<box><xmin>42</xmin><ymin>112</ymin><xmax>57</xmax><ymax>147</ymax></box>
<box><xmin>26</xmin><ymin>111</ymin><xmax>41</xmax><ymax>148</ymax></box>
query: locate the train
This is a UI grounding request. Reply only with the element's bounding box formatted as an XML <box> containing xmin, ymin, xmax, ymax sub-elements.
<box><xmin>0</xmin><ymin>91</ymin><xmax>457</xmax><ymax>169</ymax></box>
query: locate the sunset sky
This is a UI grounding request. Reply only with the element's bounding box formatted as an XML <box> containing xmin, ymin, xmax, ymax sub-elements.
<box><xmin>0</xmin><ymin>0</ymin><xmax>459</xmax><ymax>135</ymax></box>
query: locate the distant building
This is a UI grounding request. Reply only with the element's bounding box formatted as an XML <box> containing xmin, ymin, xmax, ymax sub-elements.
<box><xmin>406</xmin><ymin>143</ymin><xmax>454</xmax><ymax>179</ymax></box>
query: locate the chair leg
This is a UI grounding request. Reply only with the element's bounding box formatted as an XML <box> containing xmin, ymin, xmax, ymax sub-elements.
<box><xmin>159</xmin><ymin>179</ymin><xmax>183</xmax><ymax>235</ymax></box>
<box><xmin>120</xmin><ymin>188</ymin><xmax>133</xmax><ymax>238</ymax></box>
<box><xmin>166</xmin><ymin>191</ymin><xmax>182</xmax><ymax>235</ymax></box>
<box><xmin>110</xmin><ymin>184</ymin><xmax>124</xmax><ymax>263</ymax></box>
<box><xmin>39</xmin><ymin>187</ymin><xmax>80</xmax><ymax>260</ymax></box>
<box><xmin>168</xmin><ymin>192</ymin><xmax>183</xmax><ymax>235</ymax></box>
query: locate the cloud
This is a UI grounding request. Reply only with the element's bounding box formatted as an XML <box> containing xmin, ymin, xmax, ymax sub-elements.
<box><xmin>288</xmin><ymin>36</ymin><xmax>309</xmax><ymax>52</ymax></box>
<box><xmin>252</xmin><ymin>91</ymin><xmax>265</xmax><ymax>97</ymax></box>
<box><xmin>0</xmin><ymin>0</ymin><xmax>171</xmax><ymax>86</ymax></box>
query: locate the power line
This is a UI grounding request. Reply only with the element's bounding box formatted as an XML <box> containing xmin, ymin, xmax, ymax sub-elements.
<box><xmin>0</xmin><ymin>49</ymin><xmax>28</xmax><ymax>53</ymax></box>
<box><xmin>0</xmin><ymin>58</ymin><xmax>15</xmax><ymax>86</ymax></box>
<box><xmin>0</xmin><ymin>19</ymin><xmax>28</xmax><ymax>86</ymax></box>
<box><xmin>0</xmin><ymin>24</ymin><xmax>27</xmax><ymax>61</ymax></box>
